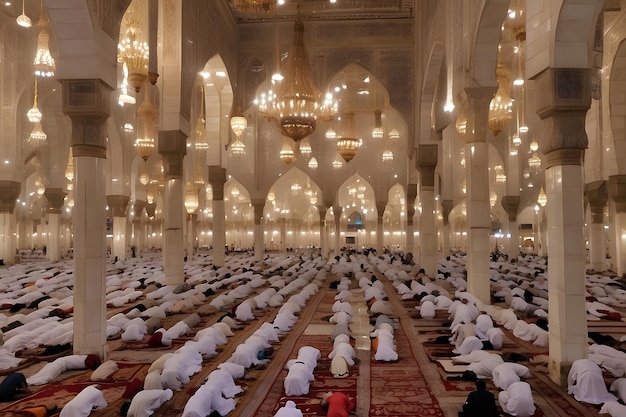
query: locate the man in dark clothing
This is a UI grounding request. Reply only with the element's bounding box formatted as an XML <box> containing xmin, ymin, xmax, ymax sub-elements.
<box><xmin>460</xmin><ymin>380</ymin><xmax>499</xmax><ymax>417</ymax></box>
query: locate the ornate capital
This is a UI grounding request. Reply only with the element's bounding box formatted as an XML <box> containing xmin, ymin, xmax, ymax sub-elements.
<box><xmin>457</xmin><ymin>87</ymin><xmax>497</xmax><ymax>143</ymax></box>
<box><xmin>585</xmin><ymin>181</ymin><xmax>607</xmax><ymax>223</ymax></box>
<box><xmin>441</xmin><ymin>199</ymin><xmax>454</xmax><ymax>226</ymax></box>
<box><xmin>532</xmin><ymin>68</ymin><xmax>591</xmax><ymax>164</ymax></box>
<box><xmin>145</xmin><ymin>202</ymin><xmax>157</xmax><ymax>218</ymax></box>
<box><xmin>133</xmin><ymin>200</ymin><xmax>147</xmax><ymax>217</ymax></box>
<box><xmin>106</xmin><ymin>195</ymin><xmax>130</xmax><ymax>218</ymax></box>
<box><xmin>44</xmin><ymin>188</ymin><xmax>66</xmax><ymax>214</ymax></box>
<box><xmin>158</xmin><ymin>130</ymin><xmax>187</xmax><ymax>179</ymax></box>
<box><xmin>500</xmin><ymin>195</ymin><xmax>521</xmax><ymax>222</ymax></box>
<box><xmin>609</xmin><ymin>175</ymin><xmax>626</xmax><ymax>213</ymax></box>
<box><xmin>208</xmin><ymin>167</ymin><xmax>227</xmax><ymax>200</ymax></box>
<box><xmin>0</xmin><ymin>181</ymin><xmax>21</xmax><ymax>214</ymax></box>
<box><xmin>61</xmin><ymin>79</ymin><xmax>112</xmax><ymax>159</ymax></box>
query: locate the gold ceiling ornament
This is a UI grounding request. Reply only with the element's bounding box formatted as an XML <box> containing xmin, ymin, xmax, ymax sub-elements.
<box><xmin>537</xmin><ymin>186</ymin><xmax>547</xmax><ymax>207</ymax></box>
<box><xmin>193</xmin><ymin>160</ymin><xmax>205</xmax><ymax>187</ymax></box>
<box><xmin>27</xmin><ymin>78</ymin><xmax>42</xmax><ymax>123</ymax></box>
<box><xmin>118</xmin><ymin>18</ymin><xmax>149</xmax><ymax>93</ymax></box>
<box><xmin>232</xmin><ymin>0</ymin><xmax>275</xmax><ymax>14</ymax></box>
<box><xmin>27</xmin><ymin>121</ymin><xmax>47</xmax><ymax>150</ymax></box>
<box><xmin>229</xmin><ymin>136</ymin><xmax>246</xmax><ymax>159</ymax></box>
<box><xmin>184</xmin><ymin>182</ymin><xmax>199</xmax><ymax>214</ymax></box>
<box><xmin>33</xmin><ymin>9</ymin><xmax>56</xmax><ymax>77</ymax></box>
<box><xmin>64</xmin><ymin>147</ymin><xmax>74</xmax><ymax>182</ymax></box>
<box><xmin>455</xmin><ymin>107</ymin><xmax>467</xmax><ymax>136</ymax></box>
<box><xmin>279</xmin><ymin>138</ymin><xmax>295</xmax><ymax>165</ymax></box>
<box><xmin>336</xmin><ymin>112</ymin><xmax>361</xmax><ymax>163</ymax></box>
<box><xmin>371</xmin><ymin>109</ymin><xmax>384</xmax><ymax>139</ymax></box>
<box><xmin>135</xmin><ymin>82</ymin><xmax>156</xmax><ymax>161</ymax></box>
<box><xmin>488</xmin><ymin>62</ymin><xmax>514</xmax><ymax>136</ymax></box>
<box><xmin>258</xmin><ymin>18</ymin><xmax>337</xmax><ymax>142</ymax></box>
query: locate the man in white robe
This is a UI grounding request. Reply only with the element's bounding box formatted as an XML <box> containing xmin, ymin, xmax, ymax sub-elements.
<box><xmin>284</xmin><ymin>361</ymin><xmax>314</xmax><ymax>396</ymax></box>
<box><xmin>498</xmin><ymin>381</ymin><xmax>536</xmax><ymax>417</ymax></box>
<box><xmin>567</xmin><ymin>359</ymin><xmax>617</xmax><ymax>404</ymax></box>
<box><xmin>182</xmin><ymin>383</ymin><xmax>236</xmax><ymax>417</ymax></box>
<box><xmin>274</xmin><ymin>400</ymin><xmax>303</xmax><ymax>417</ymax></box>
<box><xmin>127</xmin><ymin>388</ymin><xmax>173</xmax><ymax>417</ymax></box>
<box><xmin>59</xmin><ymin>384</ymin><xmax>108</xmax><ymax>417</ymax></box>
<box><xmin>492</xmin><ymin>362</ymin><xmax>530</xmax><ymax>390</ymax></box>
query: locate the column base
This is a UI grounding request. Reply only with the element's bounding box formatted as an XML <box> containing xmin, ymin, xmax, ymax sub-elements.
<box><xmin>549</xmin><ymin>359</ymin><xmax>572</xmax><ymax>387</ymax></box>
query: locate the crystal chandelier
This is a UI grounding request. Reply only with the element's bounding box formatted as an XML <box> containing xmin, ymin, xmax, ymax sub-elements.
<box><xmin>489</xmin><ymin>62</ymin><xmax>514</xmax><ymax>136</ymax></box>
<box><xmin>135</xmin><ymin>83</ymin><xmax>156</xmax><ymax>161</ymax></box>
<box><xmin>325</xmin><ymin>127</ymin><xmax>336</xmax><ymax>139</ymax></box>
<box><xmin>27</xmin><ymin>79</ymin><xmax>42</xmax><ymax>123</ymax></box>
<box><xmin>258</xmin><ymin>19</ymin><xmax>337</xmax><ymax>142</ymax></box>
<box><xmin>195</xmin><ymin>87</ymin><xmax>209</xmax><ymax>150</ymax></box>
<box><xmin>537</xmin><ymin>186</ymin><xmax>547</xmax><ymax>207</ymax></box>
<box><xmin>299</xmin><ymin>138</ymin><xmax>312</xmax><ymax>158</ymax></box>
<box><xmin>371</xmin><ymin>110</ymin><xmax>384</xmax><ymax>139</ymax></box>
<box><xmin>308</xmin><ymin>156</ymin><xmax>318</xmax><ymax>170</ymax></box>
<box><xmin>332</xmin><ymin>157</ymin><xmax>344</xmax><ymax>169</ymax></box>
<box><xmin>64</xmin><ymin>147</ymin><xmax>74</xmax><ymax>182</ymax></box>
<box><xmin>16</xmin><ymin>0</ymin><xmax>31</xmax><ymax>27</ymax></box>
<box><xmin>138</xmin><ymin>161</ymin><xmax>150</xmax><ymax>186</ymax></box>
<box><xmin>233</xmin><ymin>0</ymin><xmax>275</xmax><ymax>14</ymax></box>
<box><xmin>118</xmin><ymin>21</ymin><xmax>149</xmax><ymax>93</ymax></box>
<box><xmin>184</xmin><ymin>183</ymin><xmax>199</xmax><ymax>214</ymax></box>
<box><xmin>336</xmin><ymin>112</ymin><xmax>360</xmax><ymax>163</ymax></box>
<box><xmin>388</xmin><ymin>128</ymin><xmax>400</xmax><ymax>140</ymax></box>
<box><xmin>528</xmin><ymin>152</ymin><xmax>541</xmax><ymax>169</ymax></box>
<box><xmin>28</xmin><ymin>121</ymin><xmax>47</xmax><ymax>150</ymax></box>
<box><xmin>495</xmin><ymin>165</ymin><xmax>507</xmax><ymax>183</ymax></box>
<box><xmin>33</xmin><ymin>18</ymin><xmax>56</xmax><ymax>77</ymax></box>
<box><xmin>382</xmin><ymin>149</ymin><xmax>394</xmax><ymax>162</ymax></box>
<box><xmin>229</xmin><ymin>137</ymin><xmax>246</xmax><ymax>159</ymax></box>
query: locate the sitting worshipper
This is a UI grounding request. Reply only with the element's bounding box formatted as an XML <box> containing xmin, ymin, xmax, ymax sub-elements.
<box><xmin>498</xmin><ymin>381</ymin><xmax>536</xmax><ymax>417</ymax></box>
<box><xmin>27</xmin><ymin>354</ymin><xmax>101</xmax><ymax>386</ymax></box>
<box><xmin>274</xmin><ymin>400</ymin><xmax>303</xmax><ymax>417</ymax></box>
<box><xmin>181</xmin><ymin>383</ymin><xmax>236</xmax><ymax>417</ymax></box>
<box><xmin>320</xmin><ymin>391</ymin><xmax>356</xmax><ymax>417</ymax></box>
<box><xmin>59</xmin><ymin>384</ymin><xmax>107</xmax><ymax>417</ymax></box>
<box><xmin>419</xmin><ymin>300</ymin><xmax>436</xmax><ymax>319</ymax></box>
<box><xmin>610</xmin><ymin>378</ymin><xmax>626</xmax><ymax>402</ymax></box>
<box><xmin>371</xmin><ymin>324</ymin><xmax>398</xmax><ymax>362</ymax></box>
<box><xmin>459</xmin><ymin>380</ymin><xmax>499</xmax><ymax>417</ymax></box>
<box><xmin>126</xmin><ymin>388</ymin><xmax>173</xmax><ymax>417</ymax></box>
<box><xmin>454</xmin><ymin>336</ymin><xmax>483</xmax><ymax>356</ymax></box>
<box><xmin>284</xmin><ymin>360</ymin><xmax>314</xmax><ymax>396</ymax></box>
<box><xmin>567</xmin><ymin>358</ymin><xmax>618</xmax><ymax>404</ymax></box>
<box><xmin>0</xmin><ymin>372</ymin><xmax>31</xmax><ymax>402</ymax></box>
<box><xmin>492</xmin><ymin>362</ymin><xmax>531</xmax><ymax>390</ymax></box>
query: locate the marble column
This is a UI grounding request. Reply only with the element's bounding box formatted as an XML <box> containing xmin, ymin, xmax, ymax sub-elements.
<box><xmin>251</xmin><ymin>198</ymin><xmax>265</xmax><ymax>262</ymax></box>
<box><xmin>458</xmin><ymin>87</ymin><xmax>496</xmax><ymax>304</ymax></box>
<box><xmin>44</xmin><ymin>188</ymin><xmax>66</xmax><ymax>262</ymax></box>
<box><xmin>608</xmin><ymin>175</ymin><xmax>626</xmax><ymax>276</ymax></box>
<box><xmin>441</xmin><ymin>199</ymin><xmax>453</xmax><ymax>258</ymax></box>
<box><xmin>209</xmin><ymin>167</ymin><xmax>226</xmax><ymax>267</ymax></box>
<box><xmin>533</xmin><ymin>68</ymin><xmax>591</xmax><ymax>386</ymax></box>
<box><xmin>61</xmin><ymin>79</ymin><xmax>111</xmax><ymax>359</ymax></box>
<box><xmin>318</xmin><ymin>205</ymin><xmax>328</xmax><ymax>259</ymax></box>
<box><xmin>586</xmin><ymin>181</ymin><xmax>607</xmax><ymax>272</ymax></box>
<box><xmin>0</xmin><ymin>181</ymin><xmax>20</xmax><ymax>265</ymax></box>
<box><xmin>406</xmin><ymin>183</ymin><xmax>417</xmax><ymax>256</ymax></box>
<box><xmin>418</xmin><ymin>145</ymin><xmax>438</xmax><ymax>277</ymax></box>
<box><xmin>106</xmin><ymin>195</ymin><xmax>129</xmax><ymax>262</ymax></box>
<box><xmin>158</xmin><ymin>130</ymin><xmax>186</xmax><ymax>286</ymax></box>
<box><xmin>133</xmin><ymin>200</ymin><xmax>147</xmax><ymax>253</ymax></box>
<box><xmin>186</xmin><ymin>213</ymin><xmax>197</xmax><ymax>260</ymax></box>
<box><xmin>333</xmin><ymin>204</ymin><xmax>343</xmax><ymax>255</ymax></box>
<box><xmin>501</xmin><ymin>196</ymin><xmax>520</xmax><ymax>260</ymax></box>
<box><xmin>375</xmin><ymin>202</ymin><xmax>385</xmax><ymax>255</ymax></box>
<box><xmin>279</xmin><ymin>218</ymin><xmax>287</xmax><ymax>252</ymax></box>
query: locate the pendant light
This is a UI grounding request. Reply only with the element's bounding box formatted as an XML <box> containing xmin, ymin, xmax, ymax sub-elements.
<box><xmin>17</xmin><ymin>0</ymin><xmax>32</xmax><ymax>28</ymax></box>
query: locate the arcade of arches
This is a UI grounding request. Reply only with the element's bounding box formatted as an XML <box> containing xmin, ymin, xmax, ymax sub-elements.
<box><xmin>0</xmin><ymin>0</ymin><xmax>626</xmax><ymax>400</ymax></box>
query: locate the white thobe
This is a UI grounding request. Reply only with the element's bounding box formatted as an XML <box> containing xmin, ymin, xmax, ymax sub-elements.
<box><xmin>127</xmin><ymin>389</ymin><xmax>173</xmax><ymax>417</ymax></box>
<box><xmin>492</xmin><ymin>362</ymin><xmax>530</xmax><ymax>390</ymax></box>
<box><xmin>59</xmin><ymin>385</ymin><xmax>108</xmax><ymax>417</ymax></box>
<box><xmin>498</xmin><ymin>381</ymin><xmax>536</xmax><ymax>417</ymax></box>
<box><xmin>567</xmin><ymin>359</ymin><xmax>617</xmax><ymax>404</ymax></box>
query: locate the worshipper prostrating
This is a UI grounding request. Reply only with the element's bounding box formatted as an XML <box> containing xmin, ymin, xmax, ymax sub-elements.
<box><xmin>284</xmin><ymin>360</ymin><xmax>314</xmax><ymax>396</ymax></box>
<box><xmin>59</xmin><ymin>384</ymin><xmax>108</xmax><ymax>417</ymax></box>
<box><xmin>567</xmin><ymin>358</ymin><xmax>618</xmax><ymax>404</ymax></box>
<box><xmin>273</xmin><ymin>400</ymin><xmax>304</xmax><ymax>417</ymax></box>
<box><xmin>27</xmin><ymin>354</ymin><xmax>101</xmax><ymax>386</ymax></box>
<box><xmin>320</xmin><ymin>391</ymin><xmax>356</xmax><ymax>417</ymax></box>
<box><xmin>0</xmin><ymin>372</ymin><xmax>31</xmax><ymax>401</ymax></box>
<box><xmin>125</xmin><ymin>388</ymin><xmax>173</xmax><ymax>417</ymax></box>
<box><xmin>459</xmin><ymin>380</ymin><xmax>499</xmax><ymax>417</ymax></box>
<box><xmin>498</xmin><ymin>381</ymin><xmax>536</xmax><ymax>417</ymax></box>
